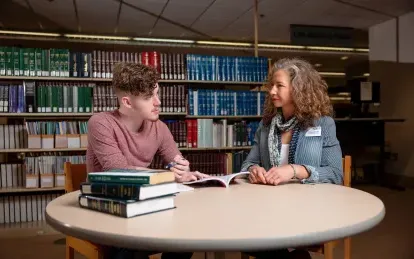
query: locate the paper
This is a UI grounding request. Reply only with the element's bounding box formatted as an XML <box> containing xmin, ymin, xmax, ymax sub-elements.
<box><xmin>183</xmin><ymin>171</ymin><xmax>250</xmax><ymax>188</ymax></box>
<box><xmin>360</xmin><ymin>82</ymin><xmax>372</xmax><ymax>101</ymax></box>
<box><xmin>176</xmin><ymin>184</ymin><xmax>194</xmax><ymax>193</ymax></box>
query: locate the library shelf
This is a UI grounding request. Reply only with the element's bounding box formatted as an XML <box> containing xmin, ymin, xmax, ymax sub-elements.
<box><xmin>0</xmin><ymin>147</ymin><xmax>252</xmax><ymax>153</ymax></box>
<box><xmin>0</xmin><ymin>187</ymin><xmax>64</xmax><ymax>194</ymax></box>
<box><xmin>0</xmin><ymin>112</ymin><xmax>187</xmax><ymax>117</ymax></box>
<box><xmin>0</xmin><ymin>76</ymin><xmax>266</xmax><ymax>85</ymax></box>
<box><xmin>186</xmin><ymin>115</ymin><xmax>262</xmax><ymax>119</ymax></box>
<box><xmin>0</xmin><ymin>148</ymin><xmax>87</xmax><ymax>153</ymax></box>
<box><xmin>178</xmin><ymin>146</ymin><xmax>252</xmax><ymax>151</ymax></box>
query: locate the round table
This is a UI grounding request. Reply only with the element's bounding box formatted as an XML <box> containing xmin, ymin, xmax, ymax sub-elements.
<box><xmin>45</xmin><ymin>182</ymin><xmax>385</xmax><ymax>252</ymax></box>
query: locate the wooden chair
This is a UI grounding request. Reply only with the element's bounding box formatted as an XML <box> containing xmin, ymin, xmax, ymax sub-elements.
<box><xmin>64</xmin><ymin>162</ymin><xmax>159</xmax><ymax>259</ymax></box>
<box><xmin>246</xmin><ymin>155</ymin><xmax>352</xmax><ymax>259</ymax></box>
<box><xmin>64</xmin><ymin>162</ymin><xmax>104</xmax><ymax>259</ymax></box>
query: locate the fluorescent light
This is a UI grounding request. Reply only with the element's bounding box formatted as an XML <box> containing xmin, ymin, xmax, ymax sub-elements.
<box><xmin>133</xmin><ymin>37</ymin><xmax>195</xmax><ymax>44</ymax></box>
<box><xmin>197</xmin><ymin>41</ymin><xmax>252</xmax><ymax>47</ymax></box>
<box><xmin>64</xmin><ymin>34</ymin><xmax>131</xmax><ymax>40</ymax></box>
<box><xmin>307</xmin><ymin>46</ymin><xmax>355</xmax><ymax>52</ymax></box>
<box><xmin>355</xmin><ymin>48</ymin><xmax>369</xmax><ymax>52</ymax></box>
<box><xmin>319</xmin><ymin>72</ymin><xmax>346</xmax><ymax>76</ymax></box>
<box><xmin>363</xmin><ymin>73</ymin><xmax>370</xmax><ymax>77</ymax></box>
<box><xmin>341</xmin><ymin>56</ymin><xmax>349</xmax><ymax>60</ymax></box>
<box><xmin>0</xmin><ymin>30</ymin><xmax>61</xmax><ymax>37</ymax></box>
<box><xmin>258</xmin><ymin>43</ymin><xmax>306</xmax><ymax>49</ymax></box>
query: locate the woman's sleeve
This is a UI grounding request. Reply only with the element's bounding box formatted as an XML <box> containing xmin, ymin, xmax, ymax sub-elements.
<box><xmin>301</xmin><ymin>117</ymin><xmax>344</xmax><ymax>184</ymax></box>
<box><xmin>240</xmin><ymin>121</ymin><xmax>263</xmax><ymax>172</ymax></box>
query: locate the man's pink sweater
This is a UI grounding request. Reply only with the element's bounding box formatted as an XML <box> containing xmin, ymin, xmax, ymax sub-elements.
<box><xmin>86</xmin><ymin>110</ymin><xmax>181</xmax><ymax>173</ymax></box>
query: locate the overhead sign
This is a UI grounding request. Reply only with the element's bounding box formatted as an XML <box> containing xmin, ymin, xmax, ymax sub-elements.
<box><xmin>290</xmin><ymin>24</ymin><xmax>355</xmax><ymax>47</ymax></box>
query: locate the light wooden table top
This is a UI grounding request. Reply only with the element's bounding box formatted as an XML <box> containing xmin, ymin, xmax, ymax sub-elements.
<box><xmin>45</xmin><ymin>182</ymin><xmax>385</xmax><ymax>251</ymax></box>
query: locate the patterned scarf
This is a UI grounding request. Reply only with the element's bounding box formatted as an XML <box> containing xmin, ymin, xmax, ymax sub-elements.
<box><xmin>268</xmin><ymin>113</ymin><xmax>300</xmax><ymax>167</ymax></box>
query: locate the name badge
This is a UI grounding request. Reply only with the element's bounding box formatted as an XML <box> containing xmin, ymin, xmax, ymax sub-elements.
<box><xmin>305</xmin><ymin>126</ymin><xmax>321</xmax><ymax>137</ymax></box>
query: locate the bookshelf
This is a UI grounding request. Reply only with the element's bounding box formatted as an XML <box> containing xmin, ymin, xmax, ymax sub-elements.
<box><xmin>0</xmin><ymin>43</ymin><xmax>270</xmax><ymax>226</ymax></box>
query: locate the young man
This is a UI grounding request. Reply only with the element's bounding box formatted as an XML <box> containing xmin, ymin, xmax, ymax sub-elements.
<box><xmin>87</xmin><ymin>62</ymin><xmax>207</xmax><ymax>259</ymax></box>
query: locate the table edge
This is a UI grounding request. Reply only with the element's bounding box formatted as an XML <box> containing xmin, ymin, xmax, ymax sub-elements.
<box><xmin>45</xmin><ymin>204</ymin><xmax>385</xmax><ymax>252</ymax></box>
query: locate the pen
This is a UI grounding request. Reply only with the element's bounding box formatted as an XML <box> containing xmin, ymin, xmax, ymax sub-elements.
<box><xmin>165</xmin><ymin>156</ymin><xmax>188</xmax><ymax>170</ymax></box>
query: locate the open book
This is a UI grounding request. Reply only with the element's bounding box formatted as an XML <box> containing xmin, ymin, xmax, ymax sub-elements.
<box><xmin>183</xmin><ymin>171</ymin><xmax>250</xmax><ymax>188</ymax></box>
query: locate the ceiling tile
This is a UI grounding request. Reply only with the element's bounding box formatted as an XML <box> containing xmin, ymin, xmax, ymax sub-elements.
<box><xmin>124</xmin><ymin>0</ymin><xmax>169</xmax><ymax>15</ymax></box>
<box><xmin>161</xmin><ymin>0</ymin><xmax>217</xmax><ymax>28</ymax></box>
<box><xmin>77</xmin><ymin>0</ymin><xmax>119</xmax><ymax>34</ymax></box>
<box><xmin>191</xmin><ymin>0</ymin><xmax>254</xmax><ymax>34</ymax></box>
<box><xmin>117</xmin><ymin>2</ymin><xmax>157</xmax><ymax>36</ymax></box>
<box><xmin>26</xmin><ymin>0</ymin><xmax>78</xmax><ymax>31</ymax></box>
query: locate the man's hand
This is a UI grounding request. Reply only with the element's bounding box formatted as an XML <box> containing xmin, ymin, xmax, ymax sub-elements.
<box><xmin>171</xmin><ymin>154</ymin><xmax>190</xmax><ymax>172</ymax></box>
<box><xmin>174</xmin><ymin>171</ymin><xmax>210</xmax><ymax>183</ymax></box>
<box><xmin>248</xmin><ymin>165</ymin><xmax>267</xmax><ymax>184</ymax></box>
<box><xmin>264</xmin><ymin>165</ymin><xmax>294</xmax><ymax>185</ymax></box>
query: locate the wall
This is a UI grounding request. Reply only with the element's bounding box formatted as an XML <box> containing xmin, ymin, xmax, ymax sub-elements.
<box><xmin>369</xmin><ymin>12</ymin><xmax>414</xmax><ymax>184</ymax></box>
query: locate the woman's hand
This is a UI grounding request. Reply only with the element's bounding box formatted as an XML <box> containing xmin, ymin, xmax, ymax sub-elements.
<box><xmin>248</xmin><ymin>165</ymin><xmax>267</xmax><ymax>184</ymax></box>
<box><xmin>264</xmin><ymin>165</ymin><xmax>294</xmax><ymax>185</ymax></box>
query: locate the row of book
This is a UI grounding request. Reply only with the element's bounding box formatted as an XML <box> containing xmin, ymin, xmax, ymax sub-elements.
<box><xmin>0</xmin><ymin>122</ymin><xmax>88</xmax><ymax>150</ymax></box>
<box><xmin>0</xmin><ymin>81</ymin><xmax>264</xmax><ymax>115</ymax></box>
<box><xmin>79</xmin><ymin>169</ymin><xmax>178</xmax><ymax>218</ymax></box>
<box><xmin>0</xmin><ymin>193</ymin><xmax>60</xmax><ymax>224</ymax></box>
<box><xmin>0</xmin><ymin>119</ymin><xmax>258</xmax><ymax>150</ymax></box>
<box><xmin>181</xmin><ymin>119</ymin><xmax>259</xmax><ymax>148</ymax></box>
<box><xmin>0</xmin><ymin>155</ymin><xmax>86</xmax><ymax>189</ymax></box>
<box><xmin>188</xmin><ymin>88</ymin><xmax>266</xmax><ymax>116</ymax></box>
<box><xmin>149</xmin><ymin>151</ymin><xmax>249</xmax><ymax>176</ymax></box>
<box><xmin>0</xmin><ymin>82</ymin><xmax>93</xmax><ymax>113</ymax></box>
<box><xmin>0</xmin><ymin>47</ymin><xmax>69</xmax><ymax>77</ymax></box>
<box><xmin>0</xmin><ymin>47</ymin><xmax>269</xmax><ymax>83</ymax></box>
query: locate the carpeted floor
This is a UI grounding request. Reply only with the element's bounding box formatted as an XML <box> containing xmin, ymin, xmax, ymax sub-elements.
<box><xmin>0</xmin><ymin>185</ymin><xmax>412</xmax><ymax>259</ymax></box>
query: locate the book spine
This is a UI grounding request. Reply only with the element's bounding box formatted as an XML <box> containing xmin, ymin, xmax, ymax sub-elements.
<box><xmin>79</xmin><ymin>195</ymin><xmax>127</xmax><ymax>218</ymax></box>
<box><xmin>82</xmin><ymin>182</ymin><xmax>141</xmax><ymax>200</ymax></box>
<box><xmin>87</xmin><ymin>175</ymin><xmax>151</xmax><ymax>184</ymax></box>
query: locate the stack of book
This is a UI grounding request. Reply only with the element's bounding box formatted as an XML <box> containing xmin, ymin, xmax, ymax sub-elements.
<box><xmin>78</xmin><ymin>169</ymin><xmax>178</xmax><ymax>218</ymax></box>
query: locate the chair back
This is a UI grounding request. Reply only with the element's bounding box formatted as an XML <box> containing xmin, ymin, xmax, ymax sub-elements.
<box><xmin>342</xmin><ymin>155</ymin><xmax>352</xmax><ymax>187</ymax></box>
<box><xmin>64</xmin><ymin>162</ymin><xmax>87</xmax><ymax>193</ymax></box>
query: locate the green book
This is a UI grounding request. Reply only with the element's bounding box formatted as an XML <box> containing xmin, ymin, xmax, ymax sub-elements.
<box><xmin>87</xmin><ymin>169</ymin><xmax>175</xmax><ymax>185</ymax></box>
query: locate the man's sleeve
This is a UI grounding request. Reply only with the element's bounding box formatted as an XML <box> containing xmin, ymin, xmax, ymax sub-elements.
<box><xmin>87</xmin><ymin>115</ymin><xmax>136</xmax><ymax>171</ymax></box>
<box><xmin>157</xmin><ymin>122</ymin><xmax>181</xmax><ymax>164</ymax></box>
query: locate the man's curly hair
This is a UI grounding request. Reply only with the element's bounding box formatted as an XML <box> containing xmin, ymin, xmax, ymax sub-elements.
<box><xmin>112</xmin><ymin>62</ymin><xmax>159</xmax><ymax>97</ymax></box>
<box><xmin>262</xmin><ymin>58</ymin><xmax>333</xmax><ymax>129</ymax></box>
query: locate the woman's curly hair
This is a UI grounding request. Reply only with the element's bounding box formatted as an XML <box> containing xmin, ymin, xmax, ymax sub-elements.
<box><xmin>262</xmin><ymin>57</ymin><xmax>333</xmax><ymax>129</ymax></box>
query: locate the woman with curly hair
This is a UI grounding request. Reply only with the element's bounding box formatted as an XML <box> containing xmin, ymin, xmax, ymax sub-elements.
<box><xmin>240</xmin><ymin>58</ymin><xmax>343</xmax><ymax>258</ymax></box>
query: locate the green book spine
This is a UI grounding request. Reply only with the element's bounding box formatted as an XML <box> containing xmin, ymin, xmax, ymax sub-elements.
<box><xmin>86</xmin><ymin>84</ymin><xmax>93</xmax><ymax>113</ymax></box>
<box><xmin>64</xmin><ymin>49</ymin><xmax>70</xmax><ymax>77</ymax></box>
<box><xmin>63</xmin><ymin>84</ymin><xmax>68</xmax><ymax>113</ymax></box>
<box><xmin>47</xmin><ymin>85</ymin><xmax>53</xmax><ymax>112</ymax></box>
<box><xmin>29</xmin><ymin>48</ymin><xmax>36</xmax><ymax>76</ymax></box>
<box><xmin>35</xmin><ymin>48</ymin><xmax>42</xmax><ymax>77</ymax></box>
<box><xmin>52</xmin><ymin>85</ymin><xmax>58</xmax><ymax>112</ymax></box>
<box><xmin>81</xmin><ymin>182</ymin><xmax>142</xmax><ymax>200</ymax></box>
<box><xmin>68</xmin><ymin>85</ymin><xmax>73</xmax><ymax>113</ymax></box>
<box><xmin>87</xmin><ymin>174</ymin><xmax>152</xmax><ymax>184</ymax></box>
<box><xmin>36</xmin><ymin>85</ymin><xmax>41</xmax><ymax>112</ymax></box>
<box><xmin>58</xmin><ymin>85</ymin><xmax>63</xmax><ymax>113</ymax></box>
<box><xmin>5</xmin><ymin>47</ymin><xmax>12</xmax><ymax>76</ymax></box>
<box><xmin>20</xmin><ymin>48</ymin><xmax>26</xmax><ymax>76</ymax></box>
<box><xmin>42</xmin><ymin>49</ymin><xmax>50</xmax><ymax>76</ymax></box>
<box><xmin>50</xmin><ymin>49</ymin><xmax>56</xmax><ymax>77</ymax></box>
<box><xmin>0</xmin><ymin>47</ymin><xmax>5</xmax><ymax>76</ymax></box>
<box><xmin>79</xmin><ymin>195</ymin><xmax>127</xmax><ymax>218</ymax></box>
<box><xmin>13</xmin><ymin>47</ymin><xmax>20</xmax><ymax>76</ymax></box>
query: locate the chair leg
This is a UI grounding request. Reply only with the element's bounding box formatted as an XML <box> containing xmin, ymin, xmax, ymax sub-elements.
<box><xmin>66</xmin><ymin>244</ymin><xmax>75</xmax><ymax>259</ymax></box>
<box><xmin>344</xmin><ymin>238</ymin><xmax>351</xmax><ymax>259</ymax></box>
<box><xmin>323</xmin><ymin>242</ymin><xmax>334</xmax><ymax>259</ymax></box>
